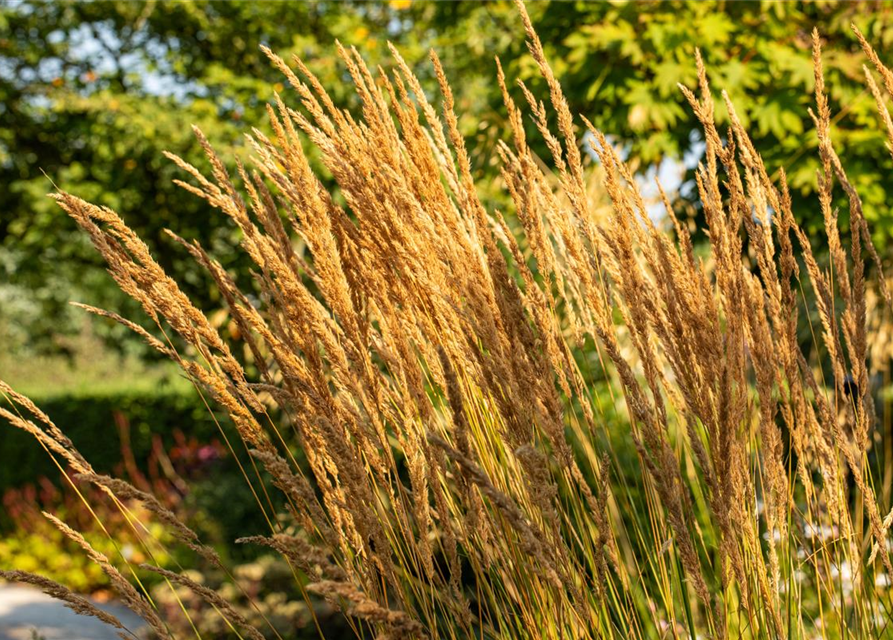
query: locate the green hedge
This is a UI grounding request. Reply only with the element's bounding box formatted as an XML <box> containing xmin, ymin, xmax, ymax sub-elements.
<box><xmin>0</xmin><ymin>386</ymin><xmax>230</xmax><ymax>492</ymax></box>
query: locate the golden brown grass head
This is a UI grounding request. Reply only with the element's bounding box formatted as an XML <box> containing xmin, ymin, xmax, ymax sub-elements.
<box><xmin>5</xmin><ymin>7</ymin><xmax>893</xmax><ymax>640</ymax></box>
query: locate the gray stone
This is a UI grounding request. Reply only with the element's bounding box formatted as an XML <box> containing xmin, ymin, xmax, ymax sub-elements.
<box><xmin>0</xmin><ymin>585</ymin><xmax>147</xmax><ymax>640</ymax></box>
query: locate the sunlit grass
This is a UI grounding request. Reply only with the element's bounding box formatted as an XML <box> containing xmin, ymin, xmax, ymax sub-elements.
<box><xmin>3</xmin><ymin>3</ymin><xmax>893</xmax><ymax>639</ymax></box>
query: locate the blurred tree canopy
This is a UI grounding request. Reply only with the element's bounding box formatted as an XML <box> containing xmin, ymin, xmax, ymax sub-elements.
<box><xmin>3</xmin><ymin>0</ymin><xmax>893</xmax><ymax>354</ymax></box>
<box><xmin>416</xmin><ymin>0</ymin><xmax>893</xmax><ymax>232</ymax></box>
<box><xmin>0</xmin><ymin>1</ymin><xmax>409</xmax><ymax>353</ymax></box>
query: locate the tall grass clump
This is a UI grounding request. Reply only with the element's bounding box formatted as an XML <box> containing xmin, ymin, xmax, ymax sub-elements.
<box><xmin>5</xmin><ymin>3</ymin><xmax>893</xmax><ymax>638</ymax></box>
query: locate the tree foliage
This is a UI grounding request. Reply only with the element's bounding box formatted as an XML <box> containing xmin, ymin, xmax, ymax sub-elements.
<box><xmin>416</xmin><ymin>1</ymin><xmax>893</xmax><ymax>230</ymax></box>
<box><xmin>4</xmin><ymin>0</ymin><xmax>893</xmax><ymax>352</ymax></box>
<box><xmin>0</xmin><ymin>1</ymin><xmax>402</xmax><ymax>352</ymax></box>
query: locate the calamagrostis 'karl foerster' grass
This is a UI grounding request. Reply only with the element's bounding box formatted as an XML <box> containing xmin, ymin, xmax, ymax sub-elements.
<box><xmin>4</xmin><ymin>2</ymin><xmax>893</xmax><ymax>638</ymax></box>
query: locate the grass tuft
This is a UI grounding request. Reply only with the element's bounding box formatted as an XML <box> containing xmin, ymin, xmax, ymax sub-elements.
<box><xmin>4</xmin><ymin>4</ymin><xmax>893</xmax><ymax>639</ymax></box>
